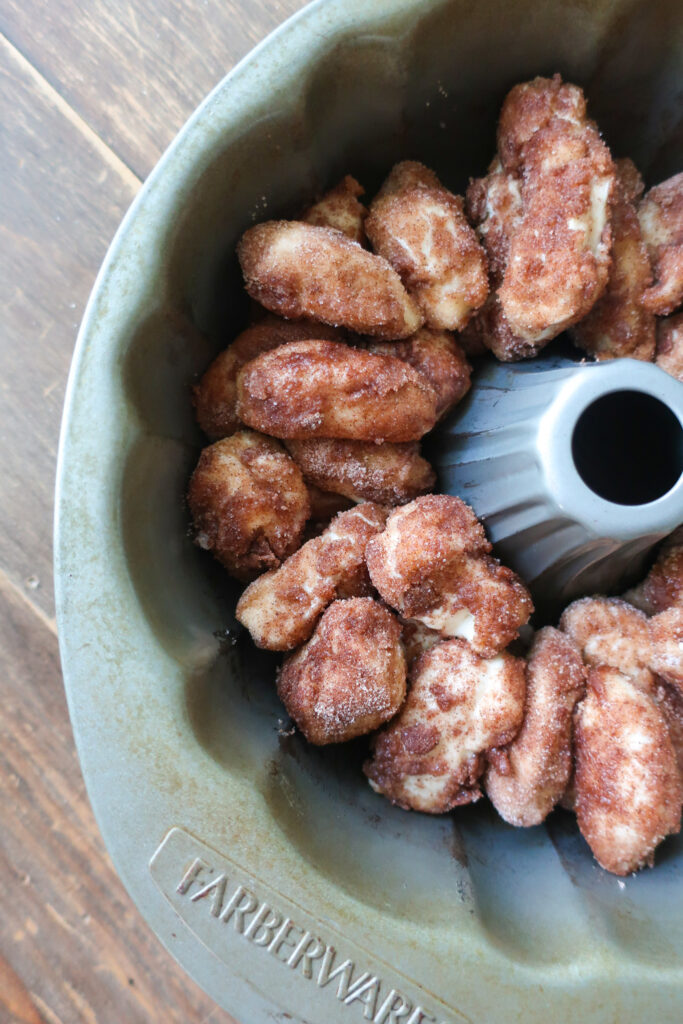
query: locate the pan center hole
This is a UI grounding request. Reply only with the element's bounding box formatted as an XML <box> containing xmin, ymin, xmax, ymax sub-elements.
<box><xmin>572</xmin><ymin>390</ymin><xmax>683</xmax><ymax>506</ymax></box>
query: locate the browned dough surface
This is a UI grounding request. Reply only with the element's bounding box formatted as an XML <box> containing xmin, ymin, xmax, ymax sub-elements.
<box><xmin>655</xmin><ymin>312</ymin><xmax>683</xmax><ymax>381</ymax></box>
<box><xmin>624</xmin><ymin>528</ymin><xmax>683</xmax><ymax>615</ymax></box>
<box><xmin>193</xmin><ymin>316</ymin><xmax>345</xmax><ymax>439</ymax></box>
<box><xmin>498</xmin><ymin>118</ymin><xmax>615</xmax><ymax>342</ymax></box>
<box><xmin>235</xmin><ymin>502</ymin><xmax>388</xmax><ymax>650</ymax></box>
<box><xmin>574</xmin><ymin>666</ymin><xmax>682</xmax><ymax>875</ymax></box>
<box><xmin>187</xmin><ymin>430</ymin><xmax>310</xmax><ymax>580</ymax></box>
<box><xmin>365</xmin><ymin>638</ymin><xmax>526</xmax><ymax>812</ymax></box>
<box><xmin>366</xmin><ymin>327</ymin><xmax>471</xmax><ymax>419</ymax></box>
<box><xmin>639</xmin><ymin>171</ymin><xmax>683</xmax><ymax>315</ymax></box>
<box><xmin>366</xmin><ymin>495</ymin><xmax>532</xmax><ymax>657</ymax></box>
<box><xmin>497</xmin><ymin>74</ymin><xmax>587</xmax><ymax>174</ymax></box>
<box><xmin>238</xmin><ymin>220</ymin><xmax>423</xmax><ymax>338</ymax></box>
<box><xmin>287</xmin><ymin>438</ymin><xmax>435</xmax><ymax>506</ymax></box>
<box><xmin>485</xmin><ymin>627</ymin><xmax>586</xmax><ymax>826</ymax></box>
<box><xmin>303</xmin><ymin>175</ymin><xmax>367</xmax><ymax>244</ymax></box>
<box><xmin>277</xmin><ymin>597</ymin><xmax>406</xmax><ymax>744</ymax></box>
<box><xmin>559</xmin><ymin>596</ymin><xmax>654</xmax><ymax>691</ymax></box>
<box><xmin>571</xmin><ymin>157</ymin><xmax>655</xmax><ymax>362</ymax></box>
<box><xmin>649</xmin><ymin>607</ymin><xmax>683</xmax><ymax>690</ymax></box>
<box><xmin>237</xmin><ymin>338</ymin><xmax>438</xmax><ymax>442</ymax></box>
<box><xmin>366</xmin><ymin>161</ymin><xmax>489</xmax><ymax>331</ymax></box>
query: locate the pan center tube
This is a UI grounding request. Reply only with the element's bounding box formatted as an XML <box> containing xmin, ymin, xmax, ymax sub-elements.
<box><xmin>572</xmin><ymin>389</ymin><xmax>683</xmax><ymax>506</ymax></box>
<box><xmin>432</xmin><ymin>355</ymin><xmax>683</xmax><ymax>611</ymax></box>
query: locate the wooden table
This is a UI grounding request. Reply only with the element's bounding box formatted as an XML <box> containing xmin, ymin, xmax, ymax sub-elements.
<box><xmin>0</xmin><ymin>3</ymin><xmax>308</xmax><ymax>1021</ymax></box>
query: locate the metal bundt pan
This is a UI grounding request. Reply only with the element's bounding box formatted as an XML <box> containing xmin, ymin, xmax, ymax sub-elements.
<box><xmin>55</xmin><ymin>1</ymin><xmax>683</xmax><ymax>1021</ymax></box>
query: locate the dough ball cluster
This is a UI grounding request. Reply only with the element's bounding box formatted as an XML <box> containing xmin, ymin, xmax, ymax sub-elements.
<box><xmin>183</xmin><ymin>74</ymin><xmax>683</xmax><ymax>876</ymax></box>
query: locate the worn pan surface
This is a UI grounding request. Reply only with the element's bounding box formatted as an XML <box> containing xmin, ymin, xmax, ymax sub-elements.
<box><xmin>55</xmin><ymin>1</ymin><xmax>683</xmax><ymax>1021</ymax></box>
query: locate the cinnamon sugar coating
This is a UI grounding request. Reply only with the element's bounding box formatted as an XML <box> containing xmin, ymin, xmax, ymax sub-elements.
<box><xmin>571</xmin><ymin>158</ymin><xmax>655</xmax><ymax>361</ymax></box>
<box><xmin>559</xmin><ymin>596</ymin><xmax>654</xmax><ymax>691</ymax></box>
<box><xmin>366</xmin><ymin>495</ymin><xmax>532</xmax><ymax>657</ymax></box>
<box><xmin>485</xmin><ymin>627</ymin><xmax>586</xmax><ymax>826</ymax></box>
<box><xmin>238</xmin><ymin>220</ymin><xmax>423</xmax><ymax>339</ymax></box>
<box><xmin>466</xmin><ymin>159</ymin><xmax>524</xmax><ymax>283</ymax></box>
<box><xmin>366</xmin><ymin>494</ymin><xmax>490</xmax><ymax>607</ymax></box>
<box><xmin>193</xmin><ymin>317</ymin><xmax>345</xmax><ymax>440</ymax></box>
<box><xmin>278</xmin><ymin>598</ymin><xmax>406</xmax><ymax>745</ymax></box>
<box><xmin>624</xmin><ymin>528</ymin><xmax>683</xmax><ymax>615</ymax></box>
<box><xmin>365</xmin><ymin>161</ymin><xmax>489</xmax><ymax>331</ymax></box>
<box><xmin>287</xmin><ymin>438</ymin><xmax>435</xmax><ymax>506</ymax></box>
<box><xmin>457</xmin><ymin>293</ymin><xmax>535</xmax><ymax>363</ymax></box>
<box><xmin>649</xmin><ymin>607</ymin><xmax>683</xmax><ymax>690</ymax></box>
<box><xmin>655</xmin><ymin>312</ymin><xmax>683</xmax><ymax>382</ymax></box>
<box><xmin>364</xmin><ymin>639</ymin><xmax>526</xmax><ymax>812</ymax></box>
<box><xmin>653</xmin><ymin>678</ymin><xmax>683</xmax><ymax>779</ymax></box>
<box><xmin>497</xmin><ymin>74</ymin><xmax>587</xmax><ymax>175</ymax></box>
<box><xmin>237</xmin><ymin>339</ymin><xmax>438</xmax><ymax>443</ymax></box>
<box><xmin>303</xmin><ymin>175</ymin><xmax>367</xmax><ymax>244</ymax></box>
<box><xmin>462</xmin><ymin>159</ymin><xmax>527</xmax><ymax>360</ymax></box>
<box><xmin>187</xmin><ymin>430</ymin><xmax>309</xmax><ymax>581</ymax></box>
<box><xmin>638</xmin><ymin>171</ymin><xmax>683</xmax><ymax>315</ymax></box>
<box><xmin>574</xmin><ymin>666</ymin><xmax>682</xmax><ymax>875</ymax></box>
<box><xmin>365</xmin><ymin>327</ymin><xmax>471</xmax><ymax>420</ymax></box>
<box><xmin>499</xmin><ymin>118</ymin><xmax>615</xmax><ymax>343</ymax></box>
<box><xmin>235</xmin><ymin>503</ymin><xmax>388</xmax><ymax>650</ymax></box>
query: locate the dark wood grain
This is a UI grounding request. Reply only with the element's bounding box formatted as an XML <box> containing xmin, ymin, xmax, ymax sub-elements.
<box><xmin>0</xmin><ymin>35</ymin><xmax>139</xmax><ymax>623</ymax></box>
<box><xmin>0</xmin><ymin>0</ymin><xmax>309</xmax><ymax>179</ymax></box>
<box><xmin>0</xmin><ymin>2</ymin><xmax>310</xmax><ymax>1020</ymax></box>
<box><xmin>0</xmin><ymin>569</ymin><xmax>236</xmax><ymax>1023</ymax></box>
<box><xmin>0</xmin><ymin>953</ymin><xmax>47</xmax><ymax>1024</ymax></box>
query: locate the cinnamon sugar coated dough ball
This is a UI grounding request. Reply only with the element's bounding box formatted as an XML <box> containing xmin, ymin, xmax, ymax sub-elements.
<box><xmin>193</xmin><ymin>317</ymin><xmax>346</xmax><ymax>440</ymax></box>
<box><xmin>365</xmin><ymin>161</ymin><xmax>488</xmax><ymax>331</ymax></box>
<box><xmin>638</xmin><ymin>171</ymin><xmax>683</xmax><ymax>315</ymax></box>
<box><xmin>365</xmin><ymin>328</ymin><xmax>471</xmax><ymax>420</ymax></box>
<box><xmin>466</xmin><ymin>159</ymin><xmax>524</xmax><ymax>284</ymax></box>
<box><xmin>364</xmin><ymin>639</ymin><xmax>526</xmax><ymax>812</ymax></box>
<box><xmin>286</xmin><ymin>438</ymin><xmax>435</xmax><ymax>506</ymax></box>
<box><xmin>464</xmin><ymin>160</ymin><xmax>535</xmax><ymax>361</ymax></box>
<box><xmin>366</xmin><ymin>494</ymin><xmax>491</xmax><ymax>609</ymax></box>
<box><xmin>277</xmin><ymin>598</ymin><xmax>407</xmax><ymax>745</ymax></box>
<box><xmin>485</xmin><ymin>627</ymin><xmax>586</xmax><ymax>826</ymax></box>
<box><xmin>649</xmin><ymin>607</ymin><xmax>683</xmax><ymax>690</ymax></box>
<box><xmin>559</xmin><ymin>596</ymin><xmax>654</xmax><ymax>690</ymax></box>
<box><xmin>237</xmin><ymin>220</ymin><xmax>423</xmax><ymax>339</ymax></box>
<box><xmin>187</xmin><ymin>431</ymin><xmax>309</xmax><ymax>582</ymax></box>
<box><xmin>574</xmin><ymin>666</ymin><xmax>682</xmax><ymax>875</ymax></box>
<box><xmin>303</xmin><ymin>175</ymin><xmax>367</xmax><ymax>244</ymax></box>
<box><xmin>182</xmin><ymin>73</ymin><xmax>683</xmax><ymax>877</ymax></box>
<box><xmin>412</xmin><ymin>554</ymin><xmax>533</xmax><ymax>658</ymax></box>
<box><xmin>466</xmin><ymin>76</ymin><xmax>616</xmax><ymax>361</ymax></box>
<box><xmin>237</xmin><ymin>339</ymin><xmax>438</xmax><ymax>443</ymax></box>
<box><xmin>235</xmin><ymin>503</ymin><xmax>388</xmax><ymax>650</ymax></box>
<box><xmin>366</xmin><ymin>495</ymin><xmax>533</xmax><ymax>657</ymax></box>
<box><xmin>498</xmin><ymin>117</ymin><xmax>616</xmax><ymax>344</ymax></box>
<box><xmin>656</xmin><ymin>313</ymin><xmax>683</xmax><ymax>382</ymax></box>
<box><xmin>497</xmin><ymin>74</ymin><xmax>587</xmax><ymax>174</ymax></box>
<box><xmin>624</xmin><ymin>527</ymin><xmax>683</xmax><ymax>615</ymax></box>
<box><xmin>571</xmin><ymin>158</ymin><xmax>655</xmax><ymax>362</ymax></box>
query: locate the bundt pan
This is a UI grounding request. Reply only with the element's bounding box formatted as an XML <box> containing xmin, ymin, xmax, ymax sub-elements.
<box><xmin>55</xmin><ymin>1</ymin><xmax>683</xmax><ymax>1021</ymax></box>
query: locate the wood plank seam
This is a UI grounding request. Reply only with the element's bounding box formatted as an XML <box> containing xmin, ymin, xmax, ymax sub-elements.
<box><xmin>0</xmin><ymin>563</ymin><xmax>58</xmax><ymax>638</ymax></box>
<box><xmin>0</xmin><ymin>32</ymin><xmax>143</xmax><ymax>192</ymax></box>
